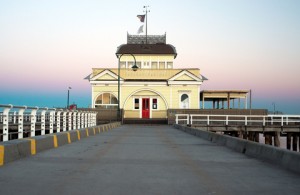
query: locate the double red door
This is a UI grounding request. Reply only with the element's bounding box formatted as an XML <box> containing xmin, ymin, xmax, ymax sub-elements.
<box><xmin>142</xmin><ymin>98</ymin><xmax>150</xmax><ymax>118</ymax></box>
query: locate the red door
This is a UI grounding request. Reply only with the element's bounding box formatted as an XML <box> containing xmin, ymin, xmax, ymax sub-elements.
<box><xmin>142</xmin><ymin>98</ymin><xmax>150</xmax><ymax>118</ymax></box>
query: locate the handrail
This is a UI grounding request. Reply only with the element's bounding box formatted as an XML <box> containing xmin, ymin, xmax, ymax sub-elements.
<box><xmin>175</xmin><ymin>114</ymin><xmax>300</xmax><ymax>126</ymax></box>
<box><xmin>0</xmin><ymin>104</ymin><xmax>97</xmax><ymax>142</ymax></box>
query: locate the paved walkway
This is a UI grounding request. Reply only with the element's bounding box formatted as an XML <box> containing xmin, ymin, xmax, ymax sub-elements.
<box><xmin>0</xmin><ymin>125</ymin><xmax>299</xmax><ymax>195</ymax></box>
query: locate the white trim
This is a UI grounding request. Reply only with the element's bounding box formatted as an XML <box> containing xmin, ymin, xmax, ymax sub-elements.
<box><xmin>169</xmin><ymin>70</ymin><xmax>202</xmax><ymax>81</ymax></box>
<box><xmin>90</xmin><ymin>80</ymin><xmax>124</xmax><ymax>84</ymax></box>
<box><xmin>179</xmin><ymin>92</ymin><xmax>190</xmax><ymax>109</ymax></box>
<box><xmin>123</xmin><ymin>88</ymin><xmax>169</xmax><ymax>112</ymax></box>
<box><xmin>168</xmin><ymin>81</ymin><xmax>203</xmax><ymax>85</ymax></box>
<box><xmin>90</xmin><ymin>69</ymin><xmax>119</xmax><ymax>81</ymax></box>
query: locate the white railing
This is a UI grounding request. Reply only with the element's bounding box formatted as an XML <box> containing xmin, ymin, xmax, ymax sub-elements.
<box><xmin>175</xmin><ymin>114</ymin><xmax>300</xmax><ymax>126</ymax></box>
<box><xmin>0</xmin><ymin>104</ymin><xmax>98</xmax><ymax>142</ymax></box>
<box><xmin>175</xmin><ymin>114</ymin><xmax>189</xmax><ymax>125</ymax></box>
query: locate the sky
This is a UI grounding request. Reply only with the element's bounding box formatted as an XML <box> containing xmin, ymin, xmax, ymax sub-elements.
<box><xmin>0</xmin><ymin>0</ymin><xmax>299</xmax><ymax>113</ymax></box>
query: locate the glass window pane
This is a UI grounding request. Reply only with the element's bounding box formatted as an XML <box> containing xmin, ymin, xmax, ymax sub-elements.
<box><xmin>102</xmin><ymin>93</ymin><xmax>110</xmax><ymax>104</ymax></box>
<box><xmin>111</xmin><ymin>95</ymin><xmax>118</xmax><ymax>104</ymax></box>
<box><xmin>152</xmin><ymin>62</ymin><xmax>157</xmax><ymax>69</ymax></box>
<box><xmin>159</xmin><ymin>62</ymin><xmax>165</xmax><ymax>69</ymax></box>
<box><xmin>134</xmin><ymin>98</ymin><xmax>139</xmax><ymax>109</ymax></box>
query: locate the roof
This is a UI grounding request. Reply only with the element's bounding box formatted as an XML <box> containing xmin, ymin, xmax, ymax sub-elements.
<box><xmin>91</xmin><ymin>68</ymin><xmax>202</xmax><ymax>81</ymax></box>
<box><xmin>116</xmin><ymin>44</ymin><xmax>177</xmax><ymax>58</ymax></box>
<box><xmin>200</xmin><ymin>90</ymin><xmax>250</xmax><ymax>100</ymax></box>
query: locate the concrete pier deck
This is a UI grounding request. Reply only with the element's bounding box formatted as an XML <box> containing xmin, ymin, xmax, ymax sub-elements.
<box><xmin>0</xmin><ymin>125</ymin><xmax>299</xmax><ymax>195</ymax></box>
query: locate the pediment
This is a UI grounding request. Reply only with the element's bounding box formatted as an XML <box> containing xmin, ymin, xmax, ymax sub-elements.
<box><xmin>91</xmin><ymin>70</ymin><xmax>121</xmax><ymax>81</ymax></box>
<box><xmin>169</xmin><ymin>70</ymin><xmax>201</xmax><ymax>81</ymax></box>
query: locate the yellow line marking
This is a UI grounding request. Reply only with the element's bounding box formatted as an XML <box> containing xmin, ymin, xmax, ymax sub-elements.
<box><xmin>25</xmin><ymin>138</ymin><xmax>36</xmax><ymax>155</ymax></box>
<box><xmin>0</xmin><ymin>145</ymin><xmax>4</xmax><ymax>166</ymax></box>
<box><xmin>67</xmin><ymin>132</ymin><xmax>71</xmax><ymax>144</ymax></box>
<box><xmin>52</xmin><ymin>135</ymin><xmax>58</xmax><ymax>148</ymax></box>
<box><xmin>86</xmin><ymin>128</ymin><xmax>89</xmax><ymax>137</ymax></box>
<box><xmin>76</xmin><ymin>130</ymin><xmax>81</xmax><ymax>140</ymax></box>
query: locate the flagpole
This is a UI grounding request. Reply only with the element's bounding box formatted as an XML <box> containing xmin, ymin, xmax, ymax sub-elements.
<box><xmin>144</xmin><ymin>6</ymin><xmax>149</xmax><ymax>44</ymax></box>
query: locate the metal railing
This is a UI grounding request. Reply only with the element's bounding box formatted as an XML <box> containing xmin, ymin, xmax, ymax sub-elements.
<box><xmin>175</xmin><ymin>114</ymin><xmax>300</xmax><ymax>126</ymax></box>
<box><xmin>0</xmin><ymin>104</ymin><xmax>97</xmax><ymax>142</ymax></box>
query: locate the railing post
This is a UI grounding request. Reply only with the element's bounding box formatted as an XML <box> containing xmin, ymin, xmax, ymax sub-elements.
<box><xmin>190</xmin><ymin>115</ymin><xmax>193</xmax><ymax>125</ymax></box>
<box><xmin>68</xmin><ymin>111</ymin><xmax>72</xmax><ymax>131</ymax></box>
<box><xmin>30</xmin><ymin>107</ymin><xmax>38</xmax><ymax>137</ymax></box>
<box><xmin>207</xmin><ymin>115</ymin><xmax>210</xmax><ymax>125</ymax></box>
<box><xmin>245</xmin><ymin>116</ymin><xmax>248</xmax><ymax>126</ymax></box>
<box><xmin>281</xmin><ymin>116</ymin><xmax>283</xmax><ymax>126</ymax></box>
<box><xmin>77</xmin><ymin>112</ymin><xmax>81</xmax><ymax>129</ymax></box>
<box><xmin>56</xmin><ymin>110</ymin><xmax>61</xmax><ymax>132</ymax></box>
<box><xmin>271</xmin><ymin>116</ymin><xmax>273</xmax><ymax>125</ymax></box>
<box><xmin>88</xmin><ymin>113</ymin><xmax>92</xmax><ymax>127</ymax></box>
<box><xmin>263</xmin><ymin>116</ymin><xmax>266</xmax><ymax>126</ymax></box>
<box><xmin>18</xmin><ymin>107</ymin><xmax>26</xmax><ymax>139</ymax></box>
<box><xmin>73</xmin><ymin>111</ymin><xmax>77</xmax><ymax>130</ymax></box>
<box><xmin>226</xmin><ymin>115</ymin><xmax>228</xmax><ymax>126</ymax></box>
<box><xmin>81</xmin><ymin>112</ymin><xmax>85</xmax><ymax>128</ymax></box>
<box><xmin>62</xmin><ymin>111</ymin><xmax>67</xmax><ymax>131</ymax></box>
<box><xmin>175</xmin><ymin>114</ymin><xmax>178</xmax><ymax>124</ymax></box>
<box><xmin>93</xmin><ymin>112</ymin><xmax>97</xmax><ymax>126</ymax></box>
<box><xmin>41</xmin><ymin>109</ymin><xmax>47</xmax><ymax>135</ymax></box>
<box><xmin>2</xmin><ymin>105</ymin><xmax>12</xmax><ymax>141</ymax></box>
<box><xmin>49</xmin><ymin>110</ymin><xmax>55</xmax><ymax>134</ymax></box>
<box><xmin>84</xmin><ymin>112</ymin><xmax>88</xmax><ymax>128</ymax></box>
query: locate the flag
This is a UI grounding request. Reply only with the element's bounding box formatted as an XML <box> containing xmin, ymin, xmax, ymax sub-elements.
<box><xmin>137</xmin><ymin>14</ymin><xmax>145</xmax><ymax>22</ymax></box>
<box><xmin>137</xmin><ymin>25</ymin><xmax>144</xmax><ymax>34</ymax></box>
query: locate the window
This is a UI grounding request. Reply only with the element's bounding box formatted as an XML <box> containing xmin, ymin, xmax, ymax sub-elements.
<box><xmin>151</xmin><ymin>62</ymin><xmax>157</xmax><ymax>69</ymax></box>
<box><xmin>120</xmin><ymin>62</ymin><xmax>126</xmax><ymax>68</ymax></box>
<box><xmin>159</xmin><ymin>62</ymin><xmax>165</xmax><ymax>69</ymax></box>
<box><xmin>95</xmin><ymin>93</ymin><xmax>118</xmax><ymax>109</ymax></box>
<box><xmin>180</xmin><ymin>94</ymin><xmax>189</xmax><ymax>108</ymax></box>
<box><xmin>134</xmin><ymin>98</ymin><xmax>139</xmax><ymax>109</ymax></box>
<box><xmin>152</xmin><ymin>98</ymin><xmax>157</xmax><ymax>109</ymax></box>
<box><xmin>167</xmin><ymin>62</ymin><xmax>173</xmax><ymax>69</ymax></box>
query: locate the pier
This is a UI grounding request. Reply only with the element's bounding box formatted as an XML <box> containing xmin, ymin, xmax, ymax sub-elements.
<box><xmin>1</xmin><ymin>104</ymin><xmax>300</xmax><ymax>194</ymax></box>
<box><xmin>0</xmin><ymin>124</ymin><xmax>300</xmax><ymax>195</ymax></box>
<box><xmin>175</xmin><ymin>114</ymin><xmax>300</xmax><ymax>151</ymax></box>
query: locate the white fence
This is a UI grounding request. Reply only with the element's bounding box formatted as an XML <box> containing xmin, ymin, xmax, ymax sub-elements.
<box><xmin>175</xmin><ymin>114</ymin><xmax>300</xmax><ymax>126</ymax></box>
<box><xmin>0</xmin><ymin>104</ymin><xmax>97</xmax><ymax>142</ymax></box>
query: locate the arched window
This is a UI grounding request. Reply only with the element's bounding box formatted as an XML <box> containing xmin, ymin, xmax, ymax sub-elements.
<box><xmin>95</xmin><ymin>93</ymin><xmax>118</xmax><ymax>109</ymax></box>
<box><xmin>180</xmin><ymin>94</ymin><xmax>189</xmax><ymax>108</ymax></box>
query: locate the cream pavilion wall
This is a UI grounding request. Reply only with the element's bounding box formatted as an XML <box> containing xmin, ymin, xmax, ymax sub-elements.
<box><xmin>91</xmin><ymin>82</ymin><xmax>200</xmax><ymax>119</ymax></box>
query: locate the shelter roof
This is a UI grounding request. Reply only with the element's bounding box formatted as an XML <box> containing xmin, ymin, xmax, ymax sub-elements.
<box><xmin>116</xmin><ymin>44</ymin><xmax>177</xmax><ymax>58</ymax></box>
<box><xmin>91</xmin><ymin>68</ymin><xmax>202</xmax><ymax>81</ymax></box>
<box><xmin>200</xmin><ymin>90</ymin><xmax>250</xmax><ymax>100</ymax></box>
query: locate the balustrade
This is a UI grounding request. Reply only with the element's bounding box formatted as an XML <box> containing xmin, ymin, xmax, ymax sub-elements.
<box><xmin>0</xmin><ymin>104</ymin><xmax>97</xmax><ymax>142</ymax></box>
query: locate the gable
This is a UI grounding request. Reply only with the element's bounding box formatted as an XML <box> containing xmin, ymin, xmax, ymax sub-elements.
<box><xmin>168</xmin><ymin>70</ymin><xmax>201</xmax><ymax>82</ymax></box>
<box><xmin>174</xmin><ymin>74</ymin><xmax>195</xmax><ymax>81</ymax></box>
<box><xmin>91</xmin><ymin>69</ymin><xmax>122</xmax><ymax>81</ymax></box>
<box><xmin>96</xmin><ymin>73</ymin><xmax>116</xmax><ymax>80</ymax></box>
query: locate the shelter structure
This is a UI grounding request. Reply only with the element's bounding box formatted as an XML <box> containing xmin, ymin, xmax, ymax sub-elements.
<box><xmin>200</xmin><ymin>90</ymin><xmax>250</xmax><ymax>109</ymax></box>
<box><xmin>87</xmin><ymin>33</ymin><xmax>206</xmax><ymax>120</ymax></box>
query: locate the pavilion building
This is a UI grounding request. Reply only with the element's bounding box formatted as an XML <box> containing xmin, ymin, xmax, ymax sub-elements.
<box><xmin>87</xmin><ymin>33</ymin><xmax>206</xmax><ymax>120</ymax></box>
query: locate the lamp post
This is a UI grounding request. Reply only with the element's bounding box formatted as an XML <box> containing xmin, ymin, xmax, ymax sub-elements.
<box><xmin>67</xmin><ymin>87</ymin><xmax>72</xmax><ymax>109</ymax></box>
<box><xmin>117</xmin><ymin>54</ymin><xmax>138</xmax><ymax>120</ymax></box>
<box><xmin>272</xmin><ymin>102</ymin><xmax>276</xmax><ymax>114</ymax></box>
